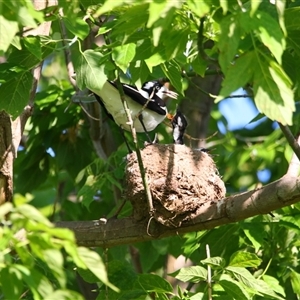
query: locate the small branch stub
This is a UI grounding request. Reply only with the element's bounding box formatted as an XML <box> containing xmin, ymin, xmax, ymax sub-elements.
<box><xmin>125</xmin><ymin>144</ymin><xmax>226</xmax><ymax>227</ymax></box>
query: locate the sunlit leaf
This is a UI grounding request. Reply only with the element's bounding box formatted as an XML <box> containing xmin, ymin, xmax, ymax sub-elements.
<box><xmin>263</xmin><ymin>275</ymin><xmax>286</xmax><ymax>297</ymax></box>
<box><xmin>229</xmin><ymin>251</ymin><xmax>262</xmax><ymax>268</ymax></box>
<box><xmin>0</xmin><ymin>16</ymin><xmax>19</xmax><ymax>52</ymax></box>
<box><xmin>290</xmin><ymin>269</ymin><xmax>300</xmax><ymax>295</ymax></box>
<box><xmin>43</xmin><ymin>249</ymin><xmax>66</xmax><ymax>288</ymax></box>
<box><xmin>44</xmin><ymin>289</ymin><xmax>84</xmax><ymax>300</ymax></box>
<box><xmin>171</xmin><ymin>266</ymin><xmax>207</xmax><ymax>283</ymax></box>
<box><xmin>112</xmin><ymin>43</ymin><xmax>136</xmax><ymax>73</ymax></box>
<box><xmin>76</xmin><ymin>50</ymin><xmax>113</xmax><ymax>93</ymax></box>
<box><xmin>253</xmin><ymin>58</ymin><xmax>294</xmax><ymax>125</ymax></box>
<box><xmin>255</xmin><ymin>11</ymin><xmax>285</xmax><ymax>64</ymax></box>
<box><xmin>201</xmin><ymin>256</ymin><xmax>226</xmax><ymax>268</ymax></box>
<box><xmin>250</xmin><ymin>0</ymin><xmax>263</xmax><ymax>16</ymax></box>
<box><xmin>63</xmin><ymin>16</ymin><xmax>89</xmax><ymax>40</ymax></box>
<box><xmin>23</xmin><ymin>36</ymin><xmax>42</xmax><ymax>60</ymax></box>
<box><xmin>77</xmin><ymin>247</ymin><xmax>119</xmax><ymax>292</ymax></box>
<box><xmin>186</xmin><ymin>0</ymin><xmax>210</xmax><ymax>17</ymax></box>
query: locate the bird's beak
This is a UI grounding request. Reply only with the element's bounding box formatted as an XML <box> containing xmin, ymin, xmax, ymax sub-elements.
<box><xmin>163</xmin><ymin>90</ymin><xmax>178</xmax><ymax>99</ymax></box>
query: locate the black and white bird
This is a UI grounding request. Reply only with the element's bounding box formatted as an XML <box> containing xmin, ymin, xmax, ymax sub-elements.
<box><xmin>91</xmin><ymin>80</ymin><xmax>178</xmax><ymax>133</ymax></box>
<box><xmin>171</xmin><ymin>110</ymin><xmax>188</xmax><ymax>145</ymax></box>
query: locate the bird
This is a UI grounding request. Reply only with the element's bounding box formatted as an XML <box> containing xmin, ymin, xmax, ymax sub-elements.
<box><xmin>91</xmin><ymin>80</ymin><xmax>178</xmax><ymax>134</ymax></box>
<box><xmin>170</xmin><ymin>110</ymin><xmax>188</xmax><ymax>145</ymax></box>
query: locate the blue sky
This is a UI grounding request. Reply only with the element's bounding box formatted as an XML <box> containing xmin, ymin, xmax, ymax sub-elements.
<box><xmin>218</xmin><ymin>90</ymin><xmax>272</xmax><ymax>183</ymax></box>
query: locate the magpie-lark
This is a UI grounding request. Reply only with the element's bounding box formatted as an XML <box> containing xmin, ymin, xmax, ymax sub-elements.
<box><xmin>91</xmin><ymin>80</ymin><xmax>178</xmax><ymax>133</ymax></box>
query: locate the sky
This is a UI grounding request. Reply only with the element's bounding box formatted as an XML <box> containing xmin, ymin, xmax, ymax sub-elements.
<box><xmin>218</xmin><ymin>90</ymin><xmax>272</xmax><ymax>183</ymax></box>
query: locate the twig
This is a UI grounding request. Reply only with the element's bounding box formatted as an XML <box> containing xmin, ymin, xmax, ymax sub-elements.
<box><xmin>206</xmin><ymin>244</ymin><xmax>212</xmax><ymax>300</ymax></box>
<box><xmin>286</xmin><ymin>133</ymin><xmax>300</xmax><ymax>177</ymax></box>
<box><xmin>278</xmin><ymin>123</ymin><xmax>300</xmax><ymax>162</ymax></box>
<box><xmin>114</xmin><ymin>76</ymin><xmax>154</xmax><ymax>218</ymax></box>
<box><xmin>58</xmin><ymin>8</ymin><xmax>78</xmax><ymax>90</ymax></box>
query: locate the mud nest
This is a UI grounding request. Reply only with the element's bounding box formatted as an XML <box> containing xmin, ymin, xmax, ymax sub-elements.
<box><xmin>125</xmin><ymin>144</ymin><xmax>226</xmax><ymax>227</ymax></box>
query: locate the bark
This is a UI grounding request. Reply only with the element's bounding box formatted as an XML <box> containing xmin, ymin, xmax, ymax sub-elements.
<box><xmin>56</xmin><ymin>174</ymin><xmax>300</xmax><ymax>248</ymax></box>
<box><xmin>180</xmin><ymin>73</ymin><xmax>222</xmax><ymax>149</ymax></box>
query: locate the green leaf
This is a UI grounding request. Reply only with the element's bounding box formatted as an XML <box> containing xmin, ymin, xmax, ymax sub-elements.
<box><xmin>191</xmin><ymin>56</ymin><xmax>207</xmax><ymax>77</ymax></box>
<box><xmin>77</xmin><ymin>174</ymin><xmax>102</xmax><ymax>209</ymax></box>
<box><xmin>187</xmin><ymin>0</ymin><xmax>210</xmax><ymax>18</ymax></box>
<box><xmin>44</xmin><ymin>289</ymin><xmax>84</xmax><ymax>300</ymax></box>
<box><xmin>147</xmin><ymin>2</ymin><xmax>179</xmax><ymax>46</ymax></box>
<box><xmin>201</xmin><ymin>256</ymin><xmax>226</xmax><ymax>269</ymax></box>
<box><xmin>0</xmin><ymin>16</ymin><xmax>19</xmax><ymax>52</ymax></box>
<box><xmin>226</xmin><ymin>267</ymin><xmax>284</xmax><ymax>300</ymax></box>
<box><xmin>0</xmin><ymin>71</ymin><xmax>33</xmax><ymax>118</ymax></box>
<box><xmin>219</xmin><ymin>274</ymin><xmax>250</xmax><ymax>300</ymax></box>
<box><xmin>130</xmin><ymin>60</ymin><xmax>150</xmax><ymax>88</ymax></box>
<box><xmin>112</xmin><ymin>43</ymin><xmax>136</xmax><ymax>73</ymax></box>
<box><xmin>105</xmin><ymin>173</ymin><xmax>123</xmax><ymax>191</ymax></box>
<box><xmin>107</xmin><ymin>260</ymin><xmax>137</xmax><ymax>290</ymax></box>
<box><xmin>229</xmin><ymin>251</ymin><xmax>262</xmax><ymax>268</ymax></box>
<box><xmin>95</xmin><ymin>0</ymin><xmax>132</xmax><ymax>16</ymax></box>
<box><xmin>254</xmin><ymin>279</ymin><xmax>285</xmax><ymax>300</ymax></box>
<box><xmin>0</xmin><ymin>266</ymin><xmax>24</xmax><ymax>299</ymax></box>
<box><xmin>263</xmin><ymin>275</ymin><xmax>286</xmax><ymax>297</ymax></box>
<box><xmin>250</xmin><ymin>0</ymin><xmax>263</xmax><ymax>16</ymax></box>
<box><xmin>275</xmin><ymin>0</ymin><xmax>286</xmax><ymax>35</ymax></box>
<box><xmin>216</xmin><ymin>51</ymin><xmax>255</xmax><ymax>102</ymax></box>
<box><xmin>76</xmin><ymin>50</ymin><xmax>113</xmax><ymax>93</ymax></box>
<box><xmin>241</xmin><ymin>222</ymin><xmax>266</xmax><ymax>252</ymax></box>
<box><xmin>77</xmin><ymin>247</ymin><xmax>119</xmax><ymax>292</ymax></box>
<box><xmin>171</xmin><ymin>266</ymin><xmax>207</xmax><ymax>283</ymax></box>
<box><xmin>147</xmin><ymin>0</ymin><xmax>168</xmax><ymax>28</ymax></box>
<box><xmin>290</xmin><ymin>269</ymin><xmax>300</xmax><ymax>295</ymax></box>
<box><xmin>285</xmin><ymin>7</ymin><xmax>300</xmax><ymax>30</ymax></box>
<box><xmin>218</xmin><ymin>14</ymin><xmax>241</xmax><ymax>72</ymax></box>
<box><xmin>220</xmin><ymin>0</ymin><xmax>228</xmax><ymax>14</ymax></box>
<box><xmin>137</xmin><ymin>274</ymin><xmax>173</xmax><ymax>294</ymax></box>
<box><xmin>255</xmin><ymin>11</ymin><xmax>285</xmax><ymax>64</ymax></box>
<box><xmin>226</xmin><ymin>266</ymin><xmax>257</xmax><ymax>287</ymax></box>
<box><xmin>23</xmin><ymin>36</ymin><xmax>42</xmax><ymax>60</ymax></box>
<box><xmin>14</xmin><ymin>203</ymin><xmax>52</xmax><ymax>226</ymax></box>
<box><xmin>160</xmin><ymin>62</ymin><xmax>183</xmax><ymax>94</ymax></box>
<box><xmin>0</xmin><ymin>202</ymin><xmax>13</xmax><ymax>219</ymax></box>
<box><xmin>287</xmin><ymin>29</ymin><xmax>300</xmax><ymax>56</ymax></box>
<box><xmin>42</xmin><ymin>249</ymin><xmax>66</xmax><ymax>288</ymax></box>
<box><xmin>63</xmin><ymin>16</ymin><xmax>89</xmax><ymax>40</ymax></box>
<box><xmin>253</xmin><ymin>58</ymin><xmax>294</xmax><ymax>125</ymax></box>
<box><xmin>16</xmin><ymin>266</ymin><xmax>54</xmax><ymax>299</ymax></box>
<box><xmin>145</xmin><ymin>49</ymin><xmax>167</xmax><ymax>69</ymax></box>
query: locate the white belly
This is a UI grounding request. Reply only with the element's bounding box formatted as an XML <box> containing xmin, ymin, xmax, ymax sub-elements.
<box><xmin>92</xmin><ymin>82</ymin><xmax>166</xmax><ymax>132</ymax></box>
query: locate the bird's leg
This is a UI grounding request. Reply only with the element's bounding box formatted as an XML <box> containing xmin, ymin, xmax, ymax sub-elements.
<box><xmin>119</xmin><ymin>126</ymin><xmax>132</xmax><ymax>153</ymax></box>
<box><xmin>138</xmin><ymin>114</ymin><xmax>153</xmax><ymax>143</ymax></box>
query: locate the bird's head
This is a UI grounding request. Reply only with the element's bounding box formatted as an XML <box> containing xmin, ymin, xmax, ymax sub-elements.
<box><xmin>140</xmin><ymin>80</ymin><xmax>178</xmax><ymax>101</ymax></box>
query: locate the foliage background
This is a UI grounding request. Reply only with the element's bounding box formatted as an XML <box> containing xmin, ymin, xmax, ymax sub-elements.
<box><xmin>1</xmin><ymin>0</ymin><xmax>300</xmax><ymax>299</ymax></box>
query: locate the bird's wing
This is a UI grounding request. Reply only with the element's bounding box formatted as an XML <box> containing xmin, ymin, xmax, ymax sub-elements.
<box><xmin>108</xmin><ymin>81</ymin><xmax>166</xmax><ymax>116</ymax></box>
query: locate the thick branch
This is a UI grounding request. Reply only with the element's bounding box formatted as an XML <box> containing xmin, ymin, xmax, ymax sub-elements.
<box><xmin>56</xmin><ymin>174</ymin><xmax>300</xmax><ymax>248</ymax></box>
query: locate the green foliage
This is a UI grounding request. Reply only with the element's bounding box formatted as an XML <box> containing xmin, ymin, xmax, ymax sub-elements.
<box><xmin>1</xmin><ymin>0</ymin><xmax>300</xmax><ymax>299</ymax></box>
<box><xmin>0</xmin><ymin>198</ymin><xmax>117</xmax><ymax>299</ymax></box>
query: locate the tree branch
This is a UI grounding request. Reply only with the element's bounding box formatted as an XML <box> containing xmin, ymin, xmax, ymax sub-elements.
<box><xmin>287</xmin><ymin>133</ymin><xmax>300</xmax><ymax>177</ymax></box>
<box><xmin>56</xmin><ymin>174</ymin><xmax>300</xmax><ymax>248</ymax></box>
<box><xmin>278</xmin><ymin>123</ymin><xmax>300</xmax><ymax>161</ymax></box>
